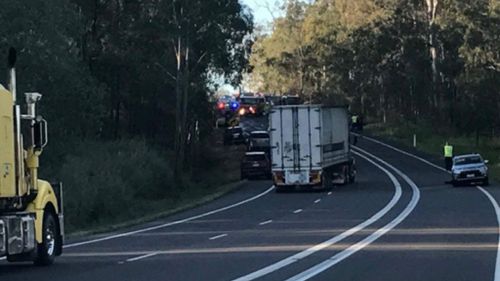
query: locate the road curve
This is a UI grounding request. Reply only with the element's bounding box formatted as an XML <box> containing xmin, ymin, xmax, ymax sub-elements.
<box><xmin>1</xmin><ymin>118</ymin><xmax>500</xmax><ymax>281</ymax></box>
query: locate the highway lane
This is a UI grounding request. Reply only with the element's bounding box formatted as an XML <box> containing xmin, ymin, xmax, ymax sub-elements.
<box><xmin>0</xmin><ymin>117</ymin><xmax>406</xmax><ymax>281</ymax></box>
<box><xmin>285</xmin><ymin>137</ymin><xmax>500</xmax><ymax>281</ymax></box>
<box><xmin>2</xmin><ymin>116</ymin><xmax>500</xmax><ymax>281</ymax></box>
<box><xmin>0</xmin><ymin>153</ymin><xmax>401</xmax><ymax>281</ymax></box>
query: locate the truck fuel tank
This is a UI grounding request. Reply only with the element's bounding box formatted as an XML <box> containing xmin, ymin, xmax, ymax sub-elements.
<box><xmin>0</xmin><ymin>215</ymin><xmax>35</xmax><ymax>255</ymax></box>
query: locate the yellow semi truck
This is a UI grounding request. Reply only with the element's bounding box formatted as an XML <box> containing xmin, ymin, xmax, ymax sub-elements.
<box><xmin>0</xmin><ymin>48</ymin><xmax>63</xmax><ymax>265</ymax></box>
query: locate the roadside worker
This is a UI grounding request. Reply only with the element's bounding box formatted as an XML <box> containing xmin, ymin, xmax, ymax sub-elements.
<box><xmin>444</xmin><ymin>142</ymin><xmax>453</xmax><ymax>170</ymax></box>
<box><xmin>351</xmin><ymin>114</ymin><xmax>359</xmax><ymax>131</ymax></box>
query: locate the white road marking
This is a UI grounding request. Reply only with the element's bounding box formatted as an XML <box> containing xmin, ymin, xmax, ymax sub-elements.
<box><xmin>314</xmin><ymin>199</ymin><xmax>321</xmax><ymax>204</ymax></box>
<box><xmin>125</xmin><ymin>252</ymin><xmax>158</xmax><ymax>262</ymax></box>
<box><xmin>230</xmin><ymin>151</ymin><xmax>403</xmax><ymax>281</ymax></box>
<box><xmin>259</xmin><ymin>220</ymin><xmax>273</xmax><ymax>226</ymax></box>
<box><xmin>360</xmin><ymin>134</ymin><xmax>500</xmax><ymax>281</ymax></box>
<box><xmin>477</xmin><ymin>186</ymin><xmax>500</xmax><ymax>281</ymax></box>
<box><xmin>209</xmin><ymin>234</ymin><xmax>228</xmax><ymax>240</ymax></box>
<box><xmin>286</xmin><ymin>146</ymin><xmax>420</xmax><ymax>281</ymax></box>
<box><xmin>64</xmin><ymin>186</ymin><xmax>275</xmax><ymax>248</ymax></box>
<box><xmin>293</xmin><ymin>209</ymin><xmax>303</xmax><ymax>214</ymax></box>
<box><xmin>353</xmin><ymin>133</ymin><xmax>449</xmax><ymax>173</ymax></box>
<box><xmin>327</xmin><ymin>192</ymin><xmax>332</xmax><ymax>196</ymax></box>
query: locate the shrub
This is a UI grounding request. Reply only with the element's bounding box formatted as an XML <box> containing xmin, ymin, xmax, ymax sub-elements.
<box><xmin>57</xmin><ymin>139</ymin><xmax>173</xmax><ymax>231</ymax></box>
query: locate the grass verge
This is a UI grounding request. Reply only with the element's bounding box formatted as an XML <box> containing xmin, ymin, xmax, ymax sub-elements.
<box><xmin>68</xmin><ymin>179</ymin><xmax>246</xmax><ymax>239</ymax></box>
<box><xmin>42</xmin><ymin>128</ymin><xmax>248</xmax><ymax>236</ymax></box>
<box><xmin>365</xmin><ymin>122</ymin><xmax>500</xmax><ymax>181</ymax></box>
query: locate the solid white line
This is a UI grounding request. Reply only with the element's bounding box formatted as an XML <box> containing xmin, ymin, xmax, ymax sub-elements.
<box><xmin>286</xmin><ymin>146</ymin><xmax>420</xmax><ymax>281</ymax></box>
<box><xmin>126</xmin><ymin>252</ymin><xmax>158</xmax><ymax>262</ymax></box>
<box><xmin>259</xmin><ymin>220</ymin><xmax>273</xmax><ymax>226</ymax></box>
<box><xmin>314</xmin><ymin>199</ymin><xmax>321</xmax><ymax>204</ymax></box>
<box><xmin>327</xmin><ymin>192</ymin><xmax>332</xmax><ymax>196</ymax></box>
<box><xmin>293</xmin><ymin>209</ymin><xmax>303</xmax><ymax>214</ymax></box>
<box><xmin>64</xmin><ymin>186</ymin><xmax>275</xmax><ymax>248</ymax></box>
<box><xmin>209</xmin><ymin>234</ymin><xmax>228</xmax><ymax>240</ymax></box>
<box><xmin>230</xmin><ymin>151</ymin><xmax>403</xmax><ymax>281</ymax></box>
<box><xmin>360</xmin><ymin>135</ymin><xmax>500</xmax><ymax>281</ymax></box>
<box><xmin>353</xmin><ymin>133</ymin><xmax>449</xmax><ymax>173</ymax></box>
<box><xmin>477</xmin><ymin>186</ymin><xmax>500</xmax><ymax>281</ymax></box>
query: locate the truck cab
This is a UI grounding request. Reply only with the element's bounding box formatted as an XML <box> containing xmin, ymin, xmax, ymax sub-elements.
<box><xmin>0</xmin><ymin>48</ymin><xmax>63</xmax><ymax>265</ymax></box>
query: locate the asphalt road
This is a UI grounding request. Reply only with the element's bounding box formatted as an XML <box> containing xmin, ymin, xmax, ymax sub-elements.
<box><xmin>1</xmin><ymin>116</ymin><xmax>500</xmax><ymax>281</ymax></box>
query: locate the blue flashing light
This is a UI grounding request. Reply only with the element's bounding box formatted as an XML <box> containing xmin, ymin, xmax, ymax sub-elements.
<box><xmin>230</xmin><ymin>101</ymin><xmax>239</xmax><ymax>111</ymax></box>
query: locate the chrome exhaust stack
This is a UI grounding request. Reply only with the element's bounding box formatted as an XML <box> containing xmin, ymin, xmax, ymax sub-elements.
<box><xmin>7</xmin><ymin>47</ymin><xmax>16</xmax><ymax>102</ymax></box>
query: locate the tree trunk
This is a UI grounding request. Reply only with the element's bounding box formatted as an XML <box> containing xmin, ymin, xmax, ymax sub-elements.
<box><xmin>180</xmin><ymin>45</ymin><xmax>190</xmax><ymax>172</ymax></box>
<box><xmin>174</xmin><ymin>36</ymin><xmax>184</xmax><ymax>182</ymax></box>
<box><xmin>425</xmin><ymin>0</ymin><xmax>440</xmax><ymax>111</ymax></box>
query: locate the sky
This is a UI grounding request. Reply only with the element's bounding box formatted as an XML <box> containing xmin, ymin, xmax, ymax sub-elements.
<box><xmin>241</xmin><ymin>0</ymin><xmax>284</xmax><ymax>27</ymax></box>
<box><xmin>218</xmin><ymin>1</ymin><xmax>285</xmax><ymax>95</ymax></box>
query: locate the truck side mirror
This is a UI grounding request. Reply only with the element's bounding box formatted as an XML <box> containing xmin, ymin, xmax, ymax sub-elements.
<box><xmin>33</xmin><ymin>118</ymin><xmax>48</xmax><ymax>150</ymax></box>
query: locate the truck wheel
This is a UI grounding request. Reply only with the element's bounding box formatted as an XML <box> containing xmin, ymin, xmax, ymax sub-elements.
<box><xmin>275</xmin><ymin>186</ymin><xmax>285</xmax><ymax>193</ymax></box>
<box><xmin>322</xmin><ymin>172</ymin><xmax>333</xmax><ymax>191</ymax></box>
<box><xmin>34</xmin><ymin>211</ymin><xmax>58</xmax><ymax>266</ymax></box>
<box><xmin>343</xmin><ymin>168</ymin><xmax>350</xmax><ymax>185</ymax></box>
<box><xmin>349</xmin><ymin>171</ymin><xmax>355</xmax><ymax>183</ymax></box>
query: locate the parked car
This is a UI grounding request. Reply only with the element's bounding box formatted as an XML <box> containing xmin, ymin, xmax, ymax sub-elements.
<box><xmin>240</xmin><ymin>151</ymin><xmax>272</xmax><ymax>179</ymax></box>
<box><xmin>248</xmin><ymin>131</ymin><xmax>270</xmax><ymax>153</ymax></box>
<box><xmin>223</xmin><ymin>126</ymin><xmax>245</xmax><ymax>145</ymax></box>
<box><xmin>451</xmin><ymin>154</ymin><xmax>489</xmax><ymax>186</ymax></box>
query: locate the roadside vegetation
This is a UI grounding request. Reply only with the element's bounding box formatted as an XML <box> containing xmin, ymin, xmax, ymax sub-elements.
<box><xmin>49</xmin><ymin>130</ymin><xmax>245</xmax><ymax>233</ymax></box>
<box><xmin>366</xmin><ymin>121</ymin><xmax>500</xmax><ymax>181</ymax></box>
<box><xmin>0</xmin><ymin>1</ymin><xmax>252</xmax><ymax>233</ymax></box>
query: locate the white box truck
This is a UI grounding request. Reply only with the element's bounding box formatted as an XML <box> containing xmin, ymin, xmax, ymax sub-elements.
<box><xmin>269</xmin><ymin>105</ymin><xmax>355</xmax><ymax>191</ymax></box>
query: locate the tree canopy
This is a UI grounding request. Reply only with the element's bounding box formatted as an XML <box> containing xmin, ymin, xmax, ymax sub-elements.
<box><xmin>248</xmin><ymin>0</ymin><xmax>499</xmax><ymax>135</ymax></box>
<box><xmin>0</xmin><ymin>0</ymin><xmax>253</xmax><ymax>179</ymax></box>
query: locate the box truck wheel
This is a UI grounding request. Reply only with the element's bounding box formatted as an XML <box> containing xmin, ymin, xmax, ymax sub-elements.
<box><xmin>322</xmin><ymin>171</ymin><xmax>333</xmax><ymax>190</ymax></box>
<box><xmin>34</xmin><ymin>210</ymin><xmax>58</xmax><ymax>266</ymax></box>
<box><xmin>349</xmin><ymin>169</ymin><xmax>356</xmax><ymax>183</ymax></box>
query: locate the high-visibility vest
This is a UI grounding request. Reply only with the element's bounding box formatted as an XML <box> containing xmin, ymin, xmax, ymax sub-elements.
<box><xmin>444</xmin><ymin>145</ymin><xmax>453</xmax><ymax>157</ymax></box>
<box><xmin>352</xmin><ymin>115</ymin><xmax>359</xmax><ymax>124</ymax></box>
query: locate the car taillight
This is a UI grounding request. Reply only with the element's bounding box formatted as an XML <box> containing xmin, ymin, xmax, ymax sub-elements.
<box><xmin>217</xmin><ymin>102</ymin><xmax>225</xmax><ymax>110</ymax></box>
<box><xmin>249</xmin><ymin>107</ymin><xmax>256</xmax><ymax>114</ymax></box>
<box><xmin>239</xmin><ymin>108</ymin><xmax>246</xmax><ymax>115</ymax></box>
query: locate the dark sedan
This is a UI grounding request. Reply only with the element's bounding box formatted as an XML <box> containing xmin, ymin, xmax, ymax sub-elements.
<box><xmin>240</xmin><ymin>152</ymin><xmax>272</xmax><ymax>180</ymax></box>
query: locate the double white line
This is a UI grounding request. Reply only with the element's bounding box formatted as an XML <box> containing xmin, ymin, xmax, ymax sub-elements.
<box><xmin>231</xmin><ymin>146</ymin><xmax>420</xmax><ymax>281</ymax></box>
